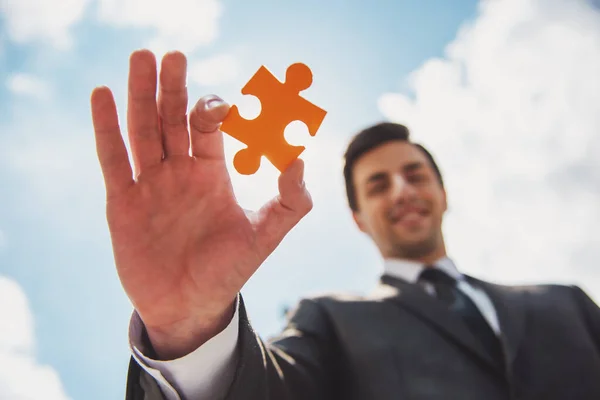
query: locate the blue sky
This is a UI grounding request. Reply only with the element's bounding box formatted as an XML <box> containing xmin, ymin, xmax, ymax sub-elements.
<box><xmin>1</xmin><ymin>0</ymin><xmax>599</xmax><ymax>399</ymax></box>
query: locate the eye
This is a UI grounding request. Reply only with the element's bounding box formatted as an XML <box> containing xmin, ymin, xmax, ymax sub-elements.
<box><xmin>408</xmin><ymin>174</ymin><xmax>427</xmax><ymax>184</ymax></box>
<box><xmin>367</xmin><ymin>181</ymin><xmax>388</xmax><ymax>195</ymax></box>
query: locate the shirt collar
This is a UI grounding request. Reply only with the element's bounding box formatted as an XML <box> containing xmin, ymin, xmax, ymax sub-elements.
<box><xmin>383</xmin><ymin>256</ymin><xmax>462</xmax><ymax>283</ymax></box>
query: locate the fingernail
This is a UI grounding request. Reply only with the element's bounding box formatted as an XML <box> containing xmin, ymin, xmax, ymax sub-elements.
<box><xmin>205</xmin><ymin>96</ymin><xmax>225</xmax><ymax>110</ymax></box>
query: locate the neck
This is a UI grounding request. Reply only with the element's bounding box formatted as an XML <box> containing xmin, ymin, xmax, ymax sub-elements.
<box><xmin>385</xmin><ymin>238</ymin><xmax>447</xmax><ymax>265</ymax></box>
<box><xmin>414</xmin><ymin>247</ymin><xmax>447</xmax><ymax>265</ymax></box>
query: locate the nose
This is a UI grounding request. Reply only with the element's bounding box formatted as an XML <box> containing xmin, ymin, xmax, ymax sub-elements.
<box><xmin>390</xmin><ymin>174</ymin><xmax>417</xmax><ymax>203</ymax></box>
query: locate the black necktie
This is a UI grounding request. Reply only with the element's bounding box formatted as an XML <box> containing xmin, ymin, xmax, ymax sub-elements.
<box><xmin>419</xmin><ymin>267</ymin><xmax>504</xmax><ymax>366</ymax></box>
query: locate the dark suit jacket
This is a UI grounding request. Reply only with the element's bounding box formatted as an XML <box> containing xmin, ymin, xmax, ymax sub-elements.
<box><xmin>125</xmin><ymin>276</ymin><xmax>600</xmax><ymax>399</ymax></box>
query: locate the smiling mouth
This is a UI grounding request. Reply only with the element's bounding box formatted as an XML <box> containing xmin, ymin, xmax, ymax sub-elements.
<box><xmin>389</xmin><ymin>207</ymin><xmax>430</xmax><ymax>225</ymax></box>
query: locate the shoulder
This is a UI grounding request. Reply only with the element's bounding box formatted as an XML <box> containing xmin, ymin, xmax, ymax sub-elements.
<box><xmin>479</xmin><ymin>279</ymin><xmax>594</xmax><ymax>307</ymax></box>
<box><xmin>473</xmin><ymin>276</ymin><xmax>579</xmax><ymax>296</ymax></box>
<box><xmin>272</xmin><ymin>291</ymin><xmax>368</xmax><ymax>340</ymax></box>
<box><xmin>293</xmin><ymin>290</ymin><xmax>369</xmax><ymax>308</ymax></box>
<box><xmin>284</xmin><ymin>290</ymin><xmax>372</xmax><ymax>320</ymax></box>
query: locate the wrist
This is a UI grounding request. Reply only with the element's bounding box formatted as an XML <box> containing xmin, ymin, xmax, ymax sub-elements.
<box><xmin>144</xmin><ymin>300</ymin><xmax>236</xmax><ymax>360</ymax></box>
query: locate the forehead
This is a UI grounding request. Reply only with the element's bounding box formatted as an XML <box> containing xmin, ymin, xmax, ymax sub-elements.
<box><xmin>352</xmin><ymin>141</ymin><xmax>430</xmax><ymax>183</ymax></box>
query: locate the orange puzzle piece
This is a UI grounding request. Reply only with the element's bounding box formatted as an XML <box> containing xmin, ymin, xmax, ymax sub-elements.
<box><xmin>220</xmin><ymin>63</ymin><xmax>327</xmax><ymax>175</ymax></box>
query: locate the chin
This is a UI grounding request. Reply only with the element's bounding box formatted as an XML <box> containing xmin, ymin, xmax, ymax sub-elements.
<box><xmin>393</xmin><ymin>222</ymin><xmax>431</xmax><ymax>238</ymax></box>
<box><xmin>396</xmin><ymin>241</ymin><xmax>438</xmax><ymax>260</ymax></box>
<box><xmin>390</xmin><ymin>231</ymin><xmax>440</xmax><ymax>258</ymax></box>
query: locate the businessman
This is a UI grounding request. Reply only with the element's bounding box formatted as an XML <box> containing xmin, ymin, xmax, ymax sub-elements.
<box><xmin>91</xmin><ymin>50</ymin><xmax>600</xmax><ymax>399</ymax></box>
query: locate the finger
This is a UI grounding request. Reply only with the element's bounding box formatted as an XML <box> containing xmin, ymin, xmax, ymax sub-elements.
<box><xmin>254</xmin><ymin>159</ymin><xmax>313</xmax><ymax>255</ymax></box>
<box><xmin>91</xmin><ymin>86</ymin><xmax>134</xmax><ymax>198</ymax></box>
<box><xmin>158</xmin><ymin>51</ymin><xmax>189</xmax><ymax>157</ymax></box>
<box><xmin>189</xmin><ymin>95</ymin><xmax>230</xmax><ymax>160</ymax></box>
<box><xmin>127</xmin><ymin>49</ymin><xmax>162</xmax><ymax>176</ymax></box>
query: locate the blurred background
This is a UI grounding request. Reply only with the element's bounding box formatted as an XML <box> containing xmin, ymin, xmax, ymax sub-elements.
<box><xmin>1</xmin><ymin>0</ymin><xmax>599</xmax><ymax>398</ymax></box>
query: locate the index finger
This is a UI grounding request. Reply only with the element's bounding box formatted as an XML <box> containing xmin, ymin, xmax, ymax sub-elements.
<box><xmin>91</xmin><ymin>86</ymin><xmax>134</xmax><ymax>198</ymax></box>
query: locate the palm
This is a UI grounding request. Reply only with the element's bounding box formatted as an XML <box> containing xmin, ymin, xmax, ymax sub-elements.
<box><xmin>107</xmin><ymin>157</ymin><xmax>253</xmax><ymax>327</ymax></box>
<box><xmin>90</xmin><ymin>50</ymin><xmax>311</xmax><ymax>356</ymax></box>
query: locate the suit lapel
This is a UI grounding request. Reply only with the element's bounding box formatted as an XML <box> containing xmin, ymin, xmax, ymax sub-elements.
<box><xmin>468</xmin><ymin>277</ymin><xmax>527</xmax><ymax>367</ymax></box>
<box><xmin>376</xmin><ymin>275</ymin><xmax>503</xmax><ymax>374</ymax></box>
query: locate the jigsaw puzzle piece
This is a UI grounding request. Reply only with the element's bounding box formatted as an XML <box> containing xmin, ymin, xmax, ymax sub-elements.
<box><xmin>242</xmin><ymin>63</ymin><xmax>327</xmax><ymax>137</ymax></box>
<box><xmin>220</xmin><ymin>105</ymin><xmax>261</xmax><ymax>175</ymax></box>
<box><xmin>220</xmin><ymin>63</ymin><xmax>327</xmax><ymax>175</ymax></box>
<box><xmin>220</xmin><ymin>104</ymin><xmax>307</xmax><ymax>175</ymax></box>
<box><xmin>234</xmin><ymin>141</ymin><xmax>305</xmax><ymax>176</ymax></box>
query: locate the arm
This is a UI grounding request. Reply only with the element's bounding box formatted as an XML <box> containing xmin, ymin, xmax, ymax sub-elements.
<box><xmin>126</xmin><ymin>296</ymin><xmax>240</xmax><ymax>400</ymax></box>
<box><xmin>126</xmin><ymin>295</ymin><xmax>341</xmax><ymax>400</ymax></box>
<box><xmin>225</xmin><ymin>296</ymin><xmax>341</xmax><ymax>400</ymax></box>
<box><xmin>90</xmin><ymin>49</ymin><xmax>315</xmax><ymax>399</ymax></box>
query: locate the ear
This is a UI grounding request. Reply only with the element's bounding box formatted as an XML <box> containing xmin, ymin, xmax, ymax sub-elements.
<box><xmin>352</xmin><ymin>211</ymin><xmax>368</xmax><ymax>233</ymax></box>
<box><xmin>442</xmin><ymin>188</ymin><xmax>448</xmax><ymax>212</ymax></box>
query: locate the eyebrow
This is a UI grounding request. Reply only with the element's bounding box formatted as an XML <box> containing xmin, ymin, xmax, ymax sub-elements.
<box><xmin>403</xmin><ymin>161</ymin><xmax>424</xmax><ymax>173</ymax></box>
<box><xmin>364</xmin><ymin>161</ymin><xmax>425</xmax><ymax>185</ymax></box>
<box><xmin>365</xmin><ymin>172</ymin><xmax>387</xmax><ymax>185</ymax></box>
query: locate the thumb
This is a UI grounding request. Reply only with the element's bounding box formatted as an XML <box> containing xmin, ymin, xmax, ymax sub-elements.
<box><xmin>189</xmin><ymin>94</ymin><xmax>230</xmax><ymax>160</ymax></box>
<box><xmin>253</xmin><ymin>158</ymin><xmax>313</xmax><ymax>257</ymax></box>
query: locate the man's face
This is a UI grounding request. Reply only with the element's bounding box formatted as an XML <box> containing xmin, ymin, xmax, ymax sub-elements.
<box><xmin>352</xmin><ymin>141</ymin><xmax>447</xmax><ymax>261</ymax></box>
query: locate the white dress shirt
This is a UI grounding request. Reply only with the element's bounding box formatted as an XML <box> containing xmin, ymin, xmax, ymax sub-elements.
<box><xmin>128</xmin><ymin>256</ymin><xmax>500</xmax><ymax>399</ymax></box>
<box><xmin>128</xmin><ymin>297</ymin><xmax>241</xmax><ymax>400</ymax></box>
<box><xmin>383</xmin><ymin>256</ymin><xmax>500</xmax><ymax>334</ymax></box>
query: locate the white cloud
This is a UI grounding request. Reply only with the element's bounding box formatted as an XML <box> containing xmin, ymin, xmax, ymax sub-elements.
<box><xmin>190</xmin><ymin>53</ymin><xmax>239</xmax><ymax>86</ymax></box>
<box><xmin>0</xmin><ymin>0</ymin><xmax>90</xmax><ymax>49</ymax></box>
<box><xmin>6</xmin><ymin>73</ymin><xmax>53</xmax><ymax>101</ymax></box>
<box><xmin>0</xmin><ymin>276</ymin><xmax>70</xmax><ymax>399</ymax></box>
<box><xmin>378</xmin><ymin>0</ymin><xmax>600</xmax><ymax>292</ymax></box>
<box><xmin>0</xmin><ymin>0</ymin><xmax>222</xmax><ymax>52</ymax></box>
<box><xmin>97</xmin><ymin>0</ymin><xmax>223</xmax><ymax>54</ymax></box>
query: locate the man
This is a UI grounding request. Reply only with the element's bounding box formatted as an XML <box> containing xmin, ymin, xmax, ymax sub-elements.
<box><xmin>91</xmin><ymin>50</ymin><xmax>600</xmax><ymax>400</ymax></box>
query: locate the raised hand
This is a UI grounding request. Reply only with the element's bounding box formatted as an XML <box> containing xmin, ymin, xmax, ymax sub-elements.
<box><xmin>90</xmin><ymin>49</ymin><xmax>313</xmax><ymax>359</ymax></box>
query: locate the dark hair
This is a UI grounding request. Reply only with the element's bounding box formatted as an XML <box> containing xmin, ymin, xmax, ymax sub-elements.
<box><xmin>343</xmin><ymin>122</ymin><xmax>444</xmax><ymax>211</ymax></box>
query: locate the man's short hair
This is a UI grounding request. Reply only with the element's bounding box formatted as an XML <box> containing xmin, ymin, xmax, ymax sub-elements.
<box><xmin>343</xmin><ymin>122</ymin><xmax>444</xmax><ymax>211</ymax></box>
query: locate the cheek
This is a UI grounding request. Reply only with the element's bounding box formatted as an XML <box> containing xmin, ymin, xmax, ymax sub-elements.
<box><xmin>435</xmin><ymin>196</ymin><xmax>447</xmax><ymax>215</ymax></box>
<box><xmin>363</xmin><ymin>203</ymin><xmax>388</xmax><ymax>231</ymax></box>
<box><xmin>428</xmin><ymin>200</ymin><xmax>446</xmax><ymax>225</ymax></box>
<box><xmin>420</xmin><ymin>189</ymin><xmax>444</xmax><ymax>212</ymax></box>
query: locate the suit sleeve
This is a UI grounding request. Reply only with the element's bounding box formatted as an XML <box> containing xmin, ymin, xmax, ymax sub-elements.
<box><xmin>125</xmin><ymin>295</ymin><xmax>343</xmax><ymax>400</ymax></box>
<box><xmin>572</xmin><ymin>285</ymin><xmax>600</xmax><ymax>352</ymax></box>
